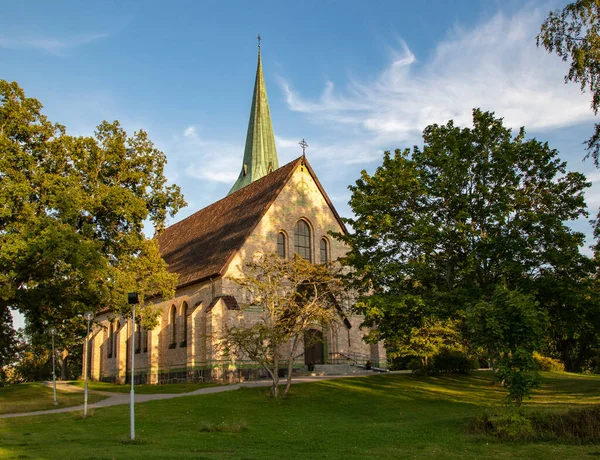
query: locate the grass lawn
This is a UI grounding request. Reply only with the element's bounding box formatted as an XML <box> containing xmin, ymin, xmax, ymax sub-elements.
<box><xmin>2</xmin><ymin>372</ymin><xmax>600</xmax><ymax>459</ymax></box>
<box><xmin>0</xmin><ymin>383</ymin><xmax>107</xmax><ymax>415</ymax></box>
<box><xmin>68</xmin><ymin>380</ymin><xmax>221</xmax><ymax>394</ymax></box>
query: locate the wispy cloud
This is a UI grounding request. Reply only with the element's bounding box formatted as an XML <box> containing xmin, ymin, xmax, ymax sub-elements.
<box><xmin>173</xmin><ymin>126</ymin><xmax>242</xmax><ymax>184</ymax></box>
<box><xmin>0</xmin><ymin>32</ymin><xmax>110</xmax><ymax>54</ymax></box>
<box><xmin>280</xmin><ymin>8</ymin><xmax>595</xmax><ymax>156</ymax></box>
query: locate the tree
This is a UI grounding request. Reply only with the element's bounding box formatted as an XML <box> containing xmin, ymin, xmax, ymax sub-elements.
<box><xmin>466</xmin><ymin>285</ymin><xmax>548</xmax><ymax>405</ymax></box>
<box><xmin>0</xmin><ymin>80</ymin><xmax>186</xmax><ymax>370</ymax></box>
<box><xmin>538</xmin><ymin>0</ymin><xmax>600</xmax><ymax>163</ymax></box>
<box><xmin>223</xmin><ymin>253</ymin><xmax>344</xmax><ymax>397</ymax></box>
<box><xmin>337</xmin><ymin>109</ymin><xmax>589</xmax><ymax>396</ymax></box>
<box><xmin>0</xmin><ymin>307</ymin><xmax>18</xmax><ymax>385</ymax></box>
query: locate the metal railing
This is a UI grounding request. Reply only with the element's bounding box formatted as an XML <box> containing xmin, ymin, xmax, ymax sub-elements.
<box><xmin>327</xmin><ymin>352</ymin><xmax>388</xmax><ymax>370</ymax></box>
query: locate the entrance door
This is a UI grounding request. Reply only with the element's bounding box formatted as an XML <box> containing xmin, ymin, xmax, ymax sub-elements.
<box><xmin>304</xmin><ymin>329</ymin><xmax>324</xmax><ymax>365</ymax></box>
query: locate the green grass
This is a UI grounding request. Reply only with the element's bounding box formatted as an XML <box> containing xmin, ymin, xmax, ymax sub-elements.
<box><xmin>67</xmin><ymin>380</ymin><xmax>221</xmax><ymax>394</ymax></box>
<box><xmin>2</xmin><ymin>372</ymin><xmax>600</xmax><ymax>459</ymax></box>
<box><xmin>0</xmin><ymin>383</ymin><xmax>107</xmax><ymax>415</ymax></box>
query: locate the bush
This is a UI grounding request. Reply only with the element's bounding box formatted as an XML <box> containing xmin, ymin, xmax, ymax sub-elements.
<box><xmin>407</xmin><ymin>358</ymin><xmax>422</xmax><ymax>372</ymax></box>
<box><xmin>407</xmin><ymin>351</ymin><xmax>478</xmax><ymax>376</ymax></box>
<box><xmin>469</xmin><ymin>405</ymin><xmax>600</xmax><ymax>442</ymax></box>
<box><xmin>533</xmin><ymin>352</ymin><xmax>565</xmax><ymax>372</ymax></box>
<box><xmin>433</xmin><ymin>350</ymin><xmax>477</xmax><ymax>375</ymax></box>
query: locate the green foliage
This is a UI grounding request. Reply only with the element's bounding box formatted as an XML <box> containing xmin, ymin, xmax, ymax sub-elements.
<box><xmin>386</xmin><ymin>317</ymin><xmax>466</xmax><ymax>367</ymax></box>
<box><xmin>467</xmin><ymin>285</ymin><xmax>547</xmax><ymax>405</ymax></box>
<box><xmin>0</xmin><ymin>306</ymin><xmax>17</xmax><ymax>386</ymax></box>
<box><xmin>5</xmin><ymin>332</ymin><xmax>52</xmax><ymax>384</ymax></box>
<box><xmin>339</xmin><ymin>109</ymin><xmax>586</xmax><ymax>402</ymax></box>
<box><xmin>470</xmin><ymin>405</ymin><xmax>600</xmax><ymax>442</ymax></box>
<box><xmin>533</xmin><ymin>265</ymin><xmax>600</xmax><ymax>372</ymax></box>
<box><xmin>408</xmin><ymin>349</ymin><xmax>477</xmax><ymax>375</ymax></box>
<box><xmin>432</xmin><ymin>350</ymin><xmax>477</xmax><ymax>375</ymax></box>
<box><xmin>533</xmin><ymin>352</ymin><xmax>565</xmax><ymax>373</ymax></box>
<box><xmin>0</xmin><ymin>80</ymin><xmax>185</xmax><ymax>362</ymax></box>
<box><xmin>538</xmin><ymin>0</ymin><xmax>600</xmax><ymax>163</ymax></box>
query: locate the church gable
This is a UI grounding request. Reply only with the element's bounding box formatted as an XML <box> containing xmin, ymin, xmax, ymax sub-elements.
<box><xmin>224</xmin><ymin>157</ymin><xmax>349</xmax><ymax>280</ymax></box>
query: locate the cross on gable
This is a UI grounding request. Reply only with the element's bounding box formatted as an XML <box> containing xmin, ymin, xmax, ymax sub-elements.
<box><xmin>299</xmin><ymin>138</ymin><xmax>308</xmax><ymax>155</ymax></box>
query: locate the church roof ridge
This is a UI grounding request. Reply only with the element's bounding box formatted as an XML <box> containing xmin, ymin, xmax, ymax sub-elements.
<box><xmin>157</xmin><ymin>157</ymin><xmax>303</xmax><ymax>288</ymax></box>
<box><xmin>228</xmin><ymin>41</ymin><xmax>279</xmax><ymax>195</ymax></box>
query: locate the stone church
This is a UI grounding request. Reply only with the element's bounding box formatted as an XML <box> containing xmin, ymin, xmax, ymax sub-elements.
<box><xmin>86</xmin><ymin>47</ymin><xmax>386</xmax><ymax>384</ymax></box>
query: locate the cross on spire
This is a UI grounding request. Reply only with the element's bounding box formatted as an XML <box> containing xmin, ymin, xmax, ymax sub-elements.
<box><xmin>299</xmin><ymin>138</ymin><xmax>308</xmax><ymax>155</ymax></box>
<box><xmin>257</xmin><ymin>33</ymin><xmax>262</xmax><ymax>50</ymax></box>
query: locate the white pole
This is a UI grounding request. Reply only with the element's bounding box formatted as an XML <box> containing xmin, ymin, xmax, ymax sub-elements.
<box><xmin>130</xmin><ymin>302</ymin><xmax>136</xmax><ymax>440</ymax></box>
<box><xmin>83</xmin><ymin>311</ymin><xmax>94</xmax><ymax>418</ymax></box>
<box><xmin>51</xmin><ymin>333</ymin><xmax>57</xmax><ymax>406</ymax></box>
<box><xmin>83</xmin><ymin>319</ymin><xmax>90</xmax><ymax>418</ymax></box>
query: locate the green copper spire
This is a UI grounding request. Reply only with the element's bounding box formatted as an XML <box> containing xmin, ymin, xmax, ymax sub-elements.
<box><xmin>228</xmin><ymin>38</ymin><xmax>279</xmax><ymax>195</ymax></box>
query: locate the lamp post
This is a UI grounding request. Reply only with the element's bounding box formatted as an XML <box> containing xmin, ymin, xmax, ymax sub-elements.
<box><xmin>83</xmin><ymin>311</ymin><xmax>94</xmax><ymax>418</ymax></box>
<box><xmin>48</xmin><ymin>327</ymin><xmax>58</xmax><ymax>406</ymax></box>
<box><xmin>128</xmin><ymin>292</ymin><xmax>139</xmax><ymax>441</ymax></box>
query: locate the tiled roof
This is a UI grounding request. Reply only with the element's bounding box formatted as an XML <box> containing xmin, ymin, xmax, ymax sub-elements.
<box><xmin>157</xmin><ymin>157</ymin><xmax>303</xmax><ymax>288</ymax></box>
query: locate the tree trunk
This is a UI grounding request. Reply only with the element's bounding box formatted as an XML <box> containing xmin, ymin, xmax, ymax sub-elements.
<box><xmin>271</xmin><ymin>344</ymin><xmax>279</xmax><ymax>398</ymax></box>
<box><xmin>284</xmin><ymin>336</ymin><xmax>300</xmax><ymax>396</ymax></box>
<box><xmin>60</xmin><ymin>350</ymin><xmax>69</xmax><ymax>381</ymax></box>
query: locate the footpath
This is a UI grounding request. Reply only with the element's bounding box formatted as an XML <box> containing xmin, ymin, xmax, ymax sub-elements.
<box><xmin>0</xmin><ymin>373</ymin><xmax>398</xmax><ymax>419</ymax></box>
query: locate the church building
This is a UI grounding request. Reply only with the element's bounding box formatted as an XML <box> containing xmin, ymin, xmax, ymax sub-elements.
<box><xmin>86</xmin><ymin>45</ymin><xmax>386</xmax><ymax>384</ymax></box>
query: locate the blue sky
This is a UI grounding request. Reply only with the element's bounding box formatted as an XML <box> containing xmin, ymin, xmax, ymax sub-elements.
<box><xmin>3</xmin><ymin>1</ymin><xmax>598</xmax><ymax>327</ymax></box>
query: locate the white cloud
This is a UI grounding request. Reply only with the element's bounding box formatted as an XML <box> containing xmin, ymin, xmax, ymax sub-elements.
<box><xmin>0</xmin><ymin>32</ymin><xmax>109</xmax><ymax>54</ymax></box>
<box><xmin>171</xmin><ymin>125</ymin><xmax>242</xmax><ymax>184</ymax></box>
<box><xmin>280</xmin><ymin>8</ymin><xmax>595</xmax><ymax>154</ymax></box>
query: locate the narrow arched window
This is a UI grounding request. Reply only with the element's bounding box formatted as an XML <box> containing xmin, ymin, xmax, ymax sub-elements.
<box><xmin>181</xmin><ymin>302</ymin><xmax>188</xmax><ymax>347</ymax></box>
<box><xmin>320</xmin><ymin>238</ymin><xmax>329</xmax><ymax>263</ymax></box>
<box><xmin>295</xmin><ymin>220</ymin><xmax>312</xmax><ymax>262</ymax></box>
<box><xmin>135</xmin><ymin>321</ymin><xmax>141</xmax><ymax>354</ymax></box>
<box><xmin>108</xmin><ymin>322</ymin><xmax>114</xmax><ymax>358</ymax></box>
<box><xmin>115</xmin><ymin>321</ymin><xmax>120</xmax><ymax>357</ymax></box>
<box><xmin>143</xmin><ymin>327</ymin><xmax>149</xmax><ymax>353</ymax></box>
<box><xmin>170</xmin><ymin>305</ymin><xmax>177</xmax><ymax>347</ymax></box>
<box><xmin>277</xmin><ymin>232</ymin><xmax>287</xmax><ymax>258</ymax></box>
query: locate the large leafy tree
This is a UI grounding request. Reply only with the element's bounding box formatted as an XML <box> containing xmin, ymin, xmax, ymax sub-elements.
<box><xmin>338</xmin><ymin>109</ymin><xmax>590</xmax><ymax>377</ymax></box>
<box><xmin>538</xmin><ymin>0</ymin><xmax>600</xmax><ymax>163</ymax></box>
<box><xmin>0</xmin><ymin>80</ymin><xmax>186</xmax><ymax>370</ymax></box>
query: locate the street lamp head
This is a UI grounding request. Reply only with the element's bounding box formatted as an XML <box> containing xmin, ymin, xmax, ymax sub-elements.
<box><xmin>48</xmin><ymin>327</ymin><xmax>56</xmax><ymax>336</ymax></box>
<box><xmin>128</xmin><ymin>292</ymin><xmax>139</xmax><ymax>305</ymax></box>
<box><xmin>84</xmin><ymin>311</ymin><xmax>94</xmax><ymax>321</ymax></box>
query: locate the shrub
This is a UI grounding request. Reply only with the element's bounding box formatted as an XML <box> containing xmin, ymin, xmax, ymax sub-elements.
<box><xmin>432</xmin><ymin>350</ymin><xmax>477</xmax><ymax>375</ymax></box>
<box><xmin>407</xmin><ymin>358</ymin><xmax>422</xmax><ymax>372</ymax></box>
<box><xmin>533</xmin><ymin>352</ymin><xmax>565</xmax><ymax>372</ymax></box>
<box><xmin>407</xmin><ymin>351</ymin><xmax>478</xmax><ymax>376</ymax></box>
<box><xmin>469</xmin><ymin>405</ymin><xmax>600</xmax><ymax>443</ymax></box>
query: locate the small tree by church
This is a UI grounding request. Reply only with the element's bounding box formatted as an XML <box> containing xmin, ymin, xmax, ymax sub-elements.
<box><xmin>223</xmin><ymin>253</ymin><xmax>345</xmax><ymax>398</ymax></box>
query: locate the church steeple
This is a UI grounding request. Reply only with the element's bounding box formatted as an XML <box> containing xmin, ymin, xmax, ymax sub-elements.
<box><xmin>228</xmin><ymin>36</ymin><xmax>279</xmax><ymax>195</ymax></box>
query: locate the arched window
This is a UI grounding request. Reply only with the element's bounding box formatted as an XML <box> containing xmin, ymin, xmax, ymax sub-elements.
<box><xmin>135</xmin><ymin>321</ymin><xmax>141</xmax><ymax>354</ymax></box>
<box><xmin>115</xmin><ymin>321</ymin><xmax>120</xmax><ymax>357</ymax></box>
<box><xmin>108</xmin><ymin>322</ymin><xmax>114</xmax><ymax>358</ymax></box>
<box><xmin>170</xmin><ymin>305</ymin><xmax>177</xmax><ymax>347</ymax></box>
<box><xmin>277</xmin><ymin>232</ymin><xmax>287</xmax><ymax>258</ymax></box>
<box><xmin>320</xmin><ymin>238</ymin><xmax>329</xmax><ymax>263</ymax></box>
<box><xmin>143</xmin><ymin>327</ymin><xmax>149</xmax><ymax>353</ymax></box>
<box><xmin>181</xmin><ymin>302</ymin><xmax>188</xmax><ymax>347</ymax></box>
<box><xmin>295</xmin><ymin>220</ymin><xmax>312</xmax><ymax>261</ymax></box>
